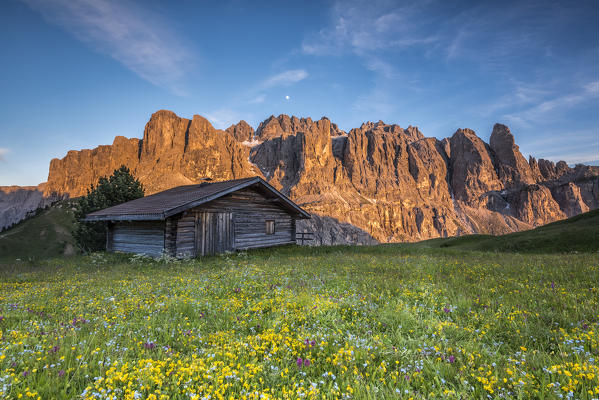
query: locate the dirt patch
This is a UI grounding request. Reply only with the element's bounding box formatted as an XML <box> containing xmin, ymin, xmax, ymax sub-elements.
<box><xmin>63</xmin><ymin>243</ymin><xmax>76</xmax><ymax>256</ymax></box>
<box><xmin>54</xmin><ymin>225</ymin><xmax>68</xmax><ymax>235</ymax></box>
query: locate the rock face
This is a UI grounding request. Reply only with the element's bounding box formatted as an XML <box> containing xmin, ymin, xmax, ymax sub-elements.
<box><xmin>0</xmin><ymin>184</ymin><xmax>57</xmax><ymax>231</ymax></box>
<box><xmin>37</xmin><ymin>110</ymin><xmax>599</xmax><ymax>244</ymax></box>
<box><xmin>490</xmin><ymin>123</ymin><xmax>537</xmax><ymax>187</ymax></box>
<box><xmin>450</xmin><ymin>128</ymin><xmax>502</xmax><ymax>205</ymax></box>
<box><xmin>225</xmin><ymin>120</ymin><xmax>254</xmax><ymax>142</ymax></box>
<box><xmin>46</xmin><ymin>111</ymin><xmax>261</xmax><ymax>197</ymax></box>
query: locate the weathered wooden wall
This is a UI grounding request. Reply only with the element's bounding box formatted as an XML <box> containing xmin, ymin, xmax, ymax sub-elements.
<box><xmin>174</xmin><ymin>213</ymin><xmax>194</xmax><ymax>257</ymax></box>
<box><xmin>164</xmin><ymin>218</ymin><xmax>178</xmax><ymax>256</ymax></box>
<box><xmin>173</xmin><ymin>187</ymin><xmax>296</xmax><ymax>256</ymax></box>
<box><xmin>195</xmin><ymin>212</ymin><xmax>234</xmax><ymax>256</ymax></box>
<box><xmin>110</xmin><ymin>221</ymin><xmax>165</xmax><ymax>256</ymax></box>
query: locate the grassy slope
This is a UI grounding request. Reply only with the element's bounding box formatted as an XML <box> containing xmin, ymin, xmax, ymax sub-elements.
<box><xmin>0</xmin><ymin>202</ymin><xmax>77</xmax><ymax>260</ymax></box>
<box><xmin>410</xmin><ymin>208</ymin><xmax>599</xmax><ymax>253</ymax></box>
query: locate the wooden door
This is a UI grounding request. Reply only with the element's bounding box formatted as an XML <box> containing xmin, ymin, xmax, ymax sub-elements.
<box><xmin>195</xmin><ymin>212</ymin><xmax>235</xmax><ymax>256</ymax></box>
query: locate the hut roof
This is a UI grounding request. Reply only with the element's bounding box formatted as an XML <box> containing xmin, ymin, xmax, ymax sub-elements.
<box><xmin>84</xmin><ymin>177</ymin><xmax>310</xmax><ymax>221</ymax></box>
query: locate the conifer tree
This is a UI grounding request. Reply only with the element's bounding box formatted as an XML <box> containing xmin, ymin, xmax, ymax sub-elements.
<box><xmin>73</xmin><ymin>166</ymin><xmax>144</xmax><ymax>252</ymax></box>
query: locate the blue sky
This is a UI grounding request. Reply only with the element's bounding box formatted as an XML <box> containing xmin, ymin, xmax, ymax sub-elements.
<box><xmin>1</xmin><ymin>0</ymin><xmax>599</xmax><ymax>186</ymax></box>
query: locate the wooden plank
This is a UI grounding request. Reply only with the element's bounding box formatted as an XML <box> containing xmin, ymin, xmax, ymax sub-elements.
<box><xmin>110</xmin><ymin>221</ymin><xmax>166</xmax><ymax>256</ymax></box>
<box><xmin>237</xmin><ymin>241</ymin><xmax>295</xmax><ymax>250</ymax></box>
<box><xmin>236</xmin><ymin>237</ymin><xmax>294</xmax><ymax>244</ymax></box>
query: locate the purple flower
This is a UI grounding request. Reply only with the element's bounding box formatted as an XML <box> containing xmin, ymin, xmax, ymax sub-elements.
<box><xmin>304</xmin><ymin>359</ymin><xmax>310</xmax><ymax>367</ymax></box>
<box><xmin>143</xmin><ymin>342</ymin><xmax>156</xmax><ymax>350</ymax></box>
<box><xmin>443</xmin><ymin>307</ymin><xmax>450</xmax><ymax>313</ymax></box>
<box><xmin>72</xmin><ymin>317</ymin><xmax>88</xmax><ymax>326</ymax></box>
<box><xmin>448</xmin><ymin>355</ymin><xmax>456</xmax><ymax>363</ymax></box>
<box><xmin>0</xmin><ymin>315</ymin><xmax>4</xmax><ymax>322</ymax></box>
<box><xmin>58</xmin><ymin>370</ymin><xmax>65</xmax><ymax>378</ymax></box>
<box><xmin>296</xmin><ymin>357</ymin><xmax>303</xmax><ymax>367</ymax></box>
<box><xmin>551</xmin><ymin>281</ymin><xmax>555</xmax><ymax>289</ymax></box>
<box><xmin>583</xmin><ymin>323</ymin><xmax>589</xmax><ymax>330</ymax></box>
<box><xmin>310</xmin><ymin>340</ymin><xmax>316</xmax><ymax>346</ymax></box>
<box><xmin>234</xmin><ymin>288</ymin><xmax>241</xmax><ymax>293</ymax></box>
<box><xmin>22</xmin><ymin>371</ymin><xmax>29</xmax><ymax>377</ymax></box>
<box><xmin>50</xmin><ymin>345</ymin><xmax>60</xmax><ymax>354</ymax></box>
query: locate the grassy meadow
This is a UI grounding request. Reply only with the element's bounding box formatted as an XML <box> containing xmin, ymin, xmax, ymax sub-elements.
<box><xmin>1</xmin><ymin>245</ymin><xmax>598</xmax><ymax>399</ymax></box>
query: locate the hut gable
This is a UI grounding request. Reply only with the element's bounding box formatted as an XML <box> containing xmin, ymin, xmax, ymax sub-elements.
<box><xmin>85</xmin><ymin>177</ymin><xmax>310</xmax><ymax>257</ymax></box>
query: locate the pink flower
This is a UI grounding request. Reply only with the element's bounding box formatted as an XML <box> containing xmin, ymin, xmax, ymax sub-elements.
<box><xmin>296</xmin><ymin>357</ymin><xmax>303</xmax><ymax>367</ymax></box>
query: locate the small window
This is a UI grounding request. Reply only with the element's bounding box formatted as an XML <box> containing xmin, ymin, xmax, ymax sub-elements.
<box><xmin>266</xmin><ymin>220</ymin><xmax>275</xmax><ymax>235</ymax></box>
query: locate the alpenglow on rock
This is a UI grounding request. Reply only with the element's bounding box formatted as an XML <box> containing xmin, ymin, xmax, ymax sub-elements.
<box><xmin>37</xmin><ymin>110</ymin><xmax>599</xmax><ymax>244</ymax></box>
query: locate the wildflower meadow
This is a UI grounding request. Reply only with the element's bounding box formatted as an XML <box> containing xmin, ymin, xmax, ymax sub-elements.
<box><xmin>1</xmin><ymin>246</ymin><xmax>598</xmax><ymax>399</ymax></box>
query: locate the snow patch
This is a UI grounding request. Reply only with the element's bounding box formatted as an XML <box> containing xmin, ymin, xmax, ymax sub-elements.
<box><xmin>241</xmin><ymin>139</ymin><xmax>263</xmax><ymax>147</ymax></box>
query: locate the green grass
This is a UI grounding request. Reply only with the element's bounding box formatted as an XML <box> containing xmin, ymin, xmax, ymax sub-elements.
<box><xmin>413</xmin><ymin>208</ymin><xmax>599</xmax><ymax>253</ymax></box>
<box><xmin>0</xmin><ymin>201</ymin><xmax>77</xmax><ymax>261</ymax></box>
<box><xmin>1</xmin><ymin>246</ymin><xmax>598</xmax><ymax>399</ymax></box>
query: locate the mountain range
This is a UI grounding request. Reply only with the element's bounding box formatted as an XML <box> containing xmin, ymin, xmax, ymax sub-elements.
<box><xmin>2</xmin><ymin>110</ymin><xmax>598</xmax><ymax>244</ymax></box>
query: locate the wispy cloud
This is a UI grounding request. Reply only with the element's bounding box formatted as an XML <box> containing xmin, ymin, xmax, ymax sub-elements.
<box><xmin>586</xmin><ymin>81</ymin><xmax>599</xmax><ymax>94</ymax></box>
<box><xmin>352</xmin><ymin>87</ymin><xmax>396</xmax><ymax>120</ymax></box>
<box><xmin>364</xmin><ymin>58</ymin><xmax>400</xmax><ymax>79</ymax></box>
<box><xmin>248</xmin><ymin>94</ymin><xmax>266</xmax><ymax>105</ymax></box>
<box><xmin>205</xmin><ymin>69</ymin><xmax>308</xmax><ymax>128</ymax></box>
<box><xmin>504</xmin><ymin>80</ymin><xmax>599</xmax><ymax>127</ymax></box>
<box><xmin>205</xmin><ymin>108</ymin><xmax>245</xmax><ymax>130</ymax></box>
<box><xmin>21</xmin><ymin>0</ymin><xmax>193</xmax><ymax>95</ymax></box>
<box><xmin>302</xmin><ymin>1</ymin><xmax>437</xmax><ymax>58</ymax></box>
<box><xmin>259</xmin><ymin>69</ymin><xmax>308</xmax><ymax>89</ymax></box>
<box><xmin>241</xmin><ymin>69</ymin><xmax>308</xmax><ymax>106</ymax></box>
<box><xmin>0</xmin><ymin>148</ymin><xmax>8</xmax><ymax>162</ymax></box>
<box><xmin>471</xmin><ymin>80</ymin><xmax>554</xmax><ymax>118</ymax></box>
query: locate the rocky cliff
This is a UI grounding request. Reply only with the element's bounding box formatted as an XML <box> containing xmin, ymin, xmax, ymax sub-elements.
<box><xmin>0</xmin><ymin>184</ymin><xmax>57</xmax><ymax>231</ymax></box>
<box><xmin>35</xmin><ymin>110</ymin><xmax>599</xmax><ymax>244</ymax></box>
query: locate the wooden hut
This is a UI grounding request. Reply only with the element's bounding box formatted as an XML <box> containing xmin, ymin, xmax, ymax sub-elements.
<box><xmin>85</xmin><ymin>177</ymin><xmax>310</xmax><ymax>257</ymax></box>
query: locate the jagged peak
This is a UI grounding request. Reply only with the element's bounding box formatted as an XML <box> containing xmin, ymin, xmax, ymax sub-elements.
<box><xmin>190</xmin><ymin>114</ymin><xmax>215</xmax><ymax>131</ymax></box>
<box><xmin>452</xmin><ymin>128</ymin><xmax>479</xmax><ymax>138</ymax></box>
<box><xmin>254</xmin><ymin>114</ymin><xmax>339</xmax><ymax>139</ymax></box>
<box><xmin>236</xmin><ymin>120</ymin><xmax>252</xmax><ymax>128</ymax></box>
<box><xmin>150</xmin><ymin>109</ymin><xmax>181</xmax><ymax>120</ymax></box>
<box><xmin>490</xmin><ymin>123</ymin><xmax>516</xmax><ymax>148</ymax></box>
<box><xmin>225</xmin><ymin>120</ymin><xmax>255</xmax><ymax>142</ymax></box>
<box><xmin>351</xmin><ymin>121</ymin><xmax>425</xmax><ymax>142</ymax></box>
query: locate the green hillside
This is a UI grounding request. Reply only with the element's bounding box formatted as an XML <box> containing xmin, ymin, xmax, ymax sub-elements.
<box><xmin>413</xmin><ymin>208</ymin><xmax>599</xmax><ymax>253</ymax></box>
<box><xmin>0</xmin><ymin>201</ymin><xmax>77</xmax><ymax>261</ymax></box>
